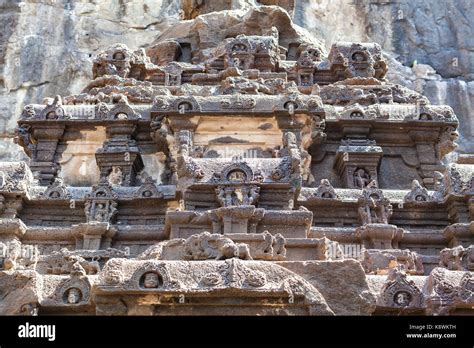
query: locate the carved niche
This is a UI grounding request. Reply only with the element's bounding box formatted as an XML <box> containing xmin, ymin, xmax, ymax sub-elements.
<box><xmin>41</xmin><ymin>177</ymin><xmax>71</xmax><ymax>200</ymax></box>
<box><xmin>403</xmin><ymin>179</ymin><xmax>431</xmax><ymax>203</ymax></box>
<box><xmin>378</xmin><ymin>266</ymin><xmax>423</xmax><ymax>310</ymax></box>
<box><xmin>92</xmin><ymin>43</ymin><xmax>158</xmax><ymax>80</ymax></box>
<box><xmin>136</xmin><ymin>177</ymin><xmax>164</xmax><ymax>199</ymax></box>
<box><xmin>296</xmin><ymin>46</ymin><xmax>321</xmax><ymax>87</ymax></box>
<box><xmin>38</xmin><ymin>95</ymin><xmax>71</xmax><ymax>120</ymax></box>
<box><xmin>95</xmin><ymin>98</ymin><xmax>144</xmax><ymax>186</ymax></box>
<box><xmin>128</xmin><ymin>261</ymin><xmax>178</xmax><ymax>290</ymax></box>
<box><xmin>57</xmin><ymin>276</ymin><xmax>92</xmax><ymax>306</ymax></box>
<box><xmin>357</xmin><ymin>181</ymin><xmax>393</xmax><ymax>225</ymax></box>
<box><xmin>334</xmin><ymin>139</ymin><xmax>383</xmax><ymax>189</ymax></box>
<box><xmin>328</xmin><ymin>42</ymin><xmax>387</xmax><ymax>80</ymax></box>
<box><xmin>106</xmin><ymin>98</ymin><xmax>140</xmax><ymax>120</ymax></box>
<box><xmin>223</xmin><ymin>33</ymin><xmax>280</xmax><ymax>72</ymax></box>
<box><xmin>314</xmin><ymin>179</ymin><xmax>339</xmax><ymax>199</ymax></box>
<box><xmin>211</xmin><ymin>162</ymin><xmax>256</xmax><ymax>184</ymax></box>
<box><xmin>84</xmin><ymin>180</ymin><xmax>118</xmax><ymax>224</ymax></box>
<box><xmin>356</xmin><ymin>182</ymin><xmax>402</xmax><ymax>249</ymax></box>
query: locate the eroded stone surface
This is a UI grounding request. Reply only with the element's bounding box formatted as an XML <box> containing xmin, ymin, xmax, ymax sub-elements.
<box><xmin>279</xmin><ymin>260</ymin><xmax>376</xmax><ymax>315</ymax></box>
<box><xmin>0</xmin><ymin>1</ymin><xmax>472</xmax><ymax>316</ymax></box>
<box><xmin>0</xmin><ymin>270</ymin><xmax>41</xmax><ymax>315</ymax></box>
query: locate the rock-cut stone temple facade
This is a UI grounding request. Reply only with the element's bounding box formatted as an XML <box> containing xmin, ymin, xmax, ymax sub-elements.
<box><xmin>1</xmin><ymin>4</ymin><xmax>473</xmax><ymax>316</ymax></box>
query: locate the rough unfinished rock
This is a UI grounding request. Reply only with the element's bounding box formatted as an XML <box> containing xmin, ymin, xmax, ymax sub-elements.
<box><xmin>0</xmin><ymin>270</ymin><xmax>41</xmax><ymax>315</ymax></box>
<box><xmin>279</xmin><ymin>260</ymin><xmax>376</xmax><ymax>315</ymax></box>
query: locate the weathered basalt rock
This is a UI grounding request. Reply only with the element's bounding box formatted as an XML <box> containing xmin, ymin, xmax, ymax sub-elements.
<box><xmin>0</xmin><ymin>1</ymin><xmax>471</xmax><ymax>316</ymax></box>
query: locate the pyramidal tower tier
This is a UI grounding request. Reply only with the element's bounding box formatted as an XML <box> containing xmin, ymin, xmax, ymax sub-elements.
<box><xmin>2</xmin><ymin>4</ymin><xmax>473</xmax><ymax>316</ymax></box>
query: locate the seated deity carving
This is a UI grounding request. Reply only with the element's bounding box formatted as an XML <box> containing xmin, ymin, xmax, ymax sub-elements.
<box><xmin>353</xmin><ymin>168</ymin><xmax>370</xmax><ymax>189</ymax></box>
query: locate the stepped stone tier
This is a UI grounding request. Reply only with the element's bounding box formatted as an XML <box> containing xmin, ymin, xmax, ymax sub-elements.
<box><xmin>1</xmin><ymin>4</ymin><xmax>473</xmax><ymax>316</ymax></box>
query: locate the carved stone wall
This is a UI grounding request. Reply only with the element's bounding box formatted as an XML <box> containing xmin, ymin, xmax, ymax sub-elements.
<box><xmin>0</xmin><ymin>1</ymin><xmax>472</xmax><ymax>316</ymax></box>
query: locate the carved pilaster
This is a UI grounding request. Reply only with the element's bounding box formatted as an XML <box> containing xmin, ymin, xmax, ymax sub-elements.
<box><xmin>356</xmin><ymin>224</ymin><xmax>404</xmax><ymax>249</ymax></box>
<box><xmin>29</xmin><ymin>124</ymin><xmax>65</xmax><ymax>185</ymax></box>
<box><xmin>357</xmin><ymin>181</ymin><xmax>393</xmax><ymax>225</ymax></box>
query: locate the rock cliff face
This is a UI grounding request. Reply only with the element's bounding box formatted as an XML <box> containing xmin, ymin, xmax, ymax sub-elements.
<box><xmin>0</xmin><ymin>0</ymin><xmax>473</xmax><ymax>159</ymax></box>
<box><xmin>2</xmin><ymin>0</ymin><xmax>473</xmax><ymax>318</ymax></box>
<box><xmin>0</xmin><ymin>0</ymin><xmax>182</xmax><ymax>160</ymax></box>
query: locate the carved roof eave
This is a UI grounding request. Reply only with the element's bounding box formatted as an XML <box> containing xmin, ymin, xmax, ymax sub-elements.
<box><xmin>299</xmin><ymin>187</ymin><xmax>473</xmax><ymax>208</ymax></box>
<box><xmin>21</xmin><ymin>186</ymin><xmax>470</xmax><ymax>206</ymax></box>
<box><xmin>187</xmin><ymin>181</ymin><xmax>293</xmax><ymax>191</ymax></box>
<box><xmin>151</xmin><ymin>94</ymin><xmax>325</xmax><ymax>115</ymax></box>
<box><xmin>94</xmin><ymin>259</ymin><xmax>328</xmax><ymax>311</ymax></box>
<box><xmin>21</xmin><ymin>195</ymin><xmax>177</xmax><ymax>205</ymax></box>
<box><xmin>19</xmin><ymin>105</ymin><xmax>326</xmax><ymax>123</ymax></box>
<box><xmin>18</xmin><ymin>119</ymin><xmax>149</xmax><ymax>128</ymax></box>
<box><xmin>325</xmin><ymin>118</ymin><xmax>459</xmax><ymax>133</ymax></box>
<box><xmin>19</xmin><ymin>111</ymin><xmax>457</xmax><ymax>126</ymax></box>
<box><xmin>325</xmin><ymin>103</ymin><xmax>458</xmax><ymax>122</ymax></box>
<box><xmin>151</xmin><ymin>109</ymin><xmax>326</xmax><ymax>117</ymax></box>
<box><xmin>19</xmin><ymin>108</ymin><xmax>456</xmax><ymax>124</ymax></box>
<box><xmin>299</xmin><ymin>187</ymin><xmax>440</xmax><ymax>202</ymax></box>
<box><xmin>301</xmin><ymin>196</ymin><xmax>449</xmax><ymax>209</ymax></box>
<box><xmin>20</xmin><ymin>100</ymin><xmax>458</xmax><ymax>125</ymax></box>
<box><xmin>27</xmin><ymin>184</ymin><xmax>177</xmax><ymax>201</ymax></box>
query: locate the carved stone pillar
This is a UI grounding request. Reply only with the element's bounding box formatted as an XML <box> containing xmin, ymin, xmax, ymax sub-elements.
<box><xmin>72</xmin><ymin>181</ymin><xmax>119</xmax><ymax>250</ymax></box>
<box><xmin>215</xmin><ymin>206</ymin><xmax>264</xmax><ymax>235</ymax></box>
<box><xmin>1</xmin><ymin>198</ymin><xmax>23</xmax><ymax>219</ymax></box>
<box><xmin>356</xmin><ymin>224</ymin><xmax>404</xmax><ymax>249</ymax></box>
<box><xmin>30</xmin><ymin>124</ymin><xmax>65</xmax><ymax>185</ymax></box>
<box><xmin>408</xmin><ymin>128</ymin><xmax>444</xmax><ymax>189</ymax></box>
<box><xmin>209</xmin><ymin>210</ymin><xmax>221</xmax><ymax>234</ymax></box>
<box><xmin>73</xmin><ymin>222</ymin><xmax>117</xmax><ymax>250</ymax></box>
<box><xmin>95</xmin><ymin>122</ymin><xmax>144</xmax><ymax>186</ymax></box>
<box><xmin>356</xmin><ymin>182</ymin><xmax>402</xmax><ymax>249</ymax></box>
<box><xmin>150</xmin><ymin>114</ymin><xmax>171</xmax><ymax>154</ymax></box>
